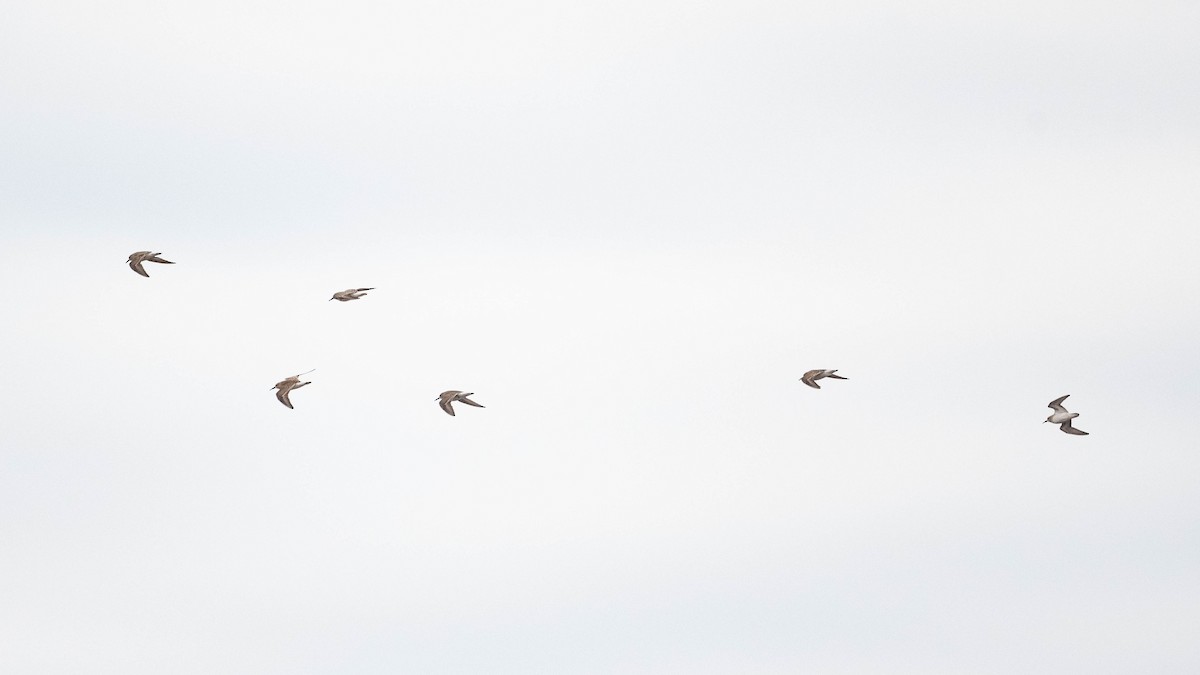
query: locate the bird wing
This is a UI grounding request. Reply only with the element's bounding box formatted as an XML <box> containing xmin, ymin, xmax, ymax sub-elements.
<box><xmin>146</xmin><ymin>254</ymin><xmax>174</xmax><ymax>264</ymax></box>
<box><xmin>439</xmin><ymin>398</ymin><xmax>456</xmax><ymax>415</ymax></box>
<box><xmin>128</xmin><ymin>259</ymin><xmax>149</xmax><ymax>277</ymax></box>
<box><xmin>825</xmin><ymin>371</ymin><xmax>848</xmax><ymax>380</ymax></box>
<box><xmin>276</xmin><ymin>387</ymin><xmax>294</xmax><ymax>409</ymax></box>
<box><xmin>1060</xmin><ymin>419</ymin><xmax>1088</xmax><ymax>435</ymax></box>
<box><xmin>458</xmin><ymin>395</ymin><xmax>485</xmax><ymax>408</ymax></box>
<box><xmin>1047</xmin><ymin>395</ymin><xmax>1070</xmax><ymax>413</ymax></box>
<box><xmin>800</xmin><ymin>371</ymin><xmax>821</xmax><ymax>389</ymax></box>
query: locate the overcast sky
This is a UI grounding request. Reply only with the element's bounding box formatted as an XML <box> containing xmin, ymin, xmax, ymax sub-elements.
<box><xmin>2</xmin><ymin>1</ymin><xmax>1199</xmax><ymax>673</ymax></box>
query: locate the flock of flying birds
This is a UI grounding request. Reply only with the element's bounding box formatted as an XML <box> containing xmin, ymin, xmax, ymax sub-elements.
<box><xmin>126</xmin><ymin>249</ymin><xmax>487</xmax><ymax>417</ymax></box>
<box><xmin>798</xmin><ymin>368</ymin><xmax>1089</xmax><ymax>435</ymax></box>
<box><xmin>126</xmin><ymin>250</ymin><xmax>1089</xmax><ymax>434</ymax></box>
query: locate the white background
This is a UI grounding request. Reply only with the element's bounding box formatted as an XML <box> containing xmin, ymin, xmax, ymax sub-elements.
<box><xmin>2</xmin><ymin>1</ymin><xmax>1198</xmax><ymax>673</ymax></box>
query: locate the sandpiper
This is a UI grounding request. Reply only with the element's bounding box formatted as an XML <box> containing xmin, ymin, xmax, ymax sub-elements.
<box><xmin>1045</xmin><ymin>395</ymin><xmax>1088</xmax><ymax>435</ymax></box>
<box><xmin>273</xmin><ymin>370</ymin><xmax>314</xmax><ymax>409</ymax></box>
<box><xmin>329</xmin><ymin>288</ymin><xmax>375</xmax><ymax>302</ymax></box>
<box><xmin>438</xmin><ymin>390</ymin><xmax>484</xmax><ymax>416</ymax></box>
<box><xmin>127</xmin><ymin>251</ymin><xmax>175</xmax><ymax>277</ymax></box>
<box><xmin>800</xmin><ymin>369</ymin><xmax>847</xmax><ymax>389</ymax></box>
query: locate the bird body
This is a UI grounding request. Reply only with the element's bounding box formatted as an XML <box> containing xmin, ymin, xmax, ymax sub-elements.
<box><xmin>801</xmin><ymin>369</ymin><xmax>847</xmax><ymax>389</ymax></box>
<box><xmin>1045</xmin><ymin>395</ymin><xmax>1088</xmax><ymax>435</ymax></box>
<box><xmin>273</xmin><ymin>371</ymin><xmax>314</xmax><ymax>409</ymax></box>
<box><xmin>438</xmin><ymin>390</ymin><xmax>484</xmax><ymax>416</ymax></box>
<box><xmin>330</xmin><ymin>288</ymin><xmax>374</xmax><ymax>301</ymax></box>
<box><xmin>127</xmin><ymin>251</ymin><xmax>175</xmax><ymax>277</ymax></box>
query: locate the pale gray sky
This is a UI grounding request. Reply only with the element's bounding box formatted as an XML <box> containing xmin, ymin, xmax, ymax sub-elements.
<box><xmin>2</xmin><ymin>1</ymin><xmax>1199</xmax><ymax>673</ymax></box>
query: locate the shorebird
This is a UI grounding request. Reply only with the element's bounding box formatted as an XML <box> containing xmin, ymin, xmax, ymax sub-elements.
<box><xmin>273</xmin><ymin>370</ymin><xmax>314</xmax><ymax>409</ymax></box>
<box><xmin>1045</xmin><ymin>395</ymin><xmax>1088</xmax><ymax>435</ymax></box>
<box><xmin>800</xmin><ymin>369</ymin><xmax>847</xmax><ymax>389</ymax></box>
<box><xmin>437</xmin><ymin>390</ymin><xmax>484</xmax><ymax>416</ymax></box>
<box><xmin>329</xmin><ymin>288</ymin><xmax>374</xmax><ymax>302</ymax></box>
<box><xmin>127</xmin><ymin>251</ymin><xmax>175</xmax><ymax>277</ymax></box>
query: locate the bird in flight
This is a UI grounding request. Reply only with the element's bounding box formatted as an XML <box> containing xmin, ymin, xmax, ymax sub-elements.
<box><xmin>329</xmin><ymin>288</ymin><xmax>375</xmax><ymax>302</ymax></box>
<box><xmin>800</xmin><ymin>369</ymin><xmax>847</xmax><ymax>389</ymax></box>
<box><xmin>437</xmin><ymin>390</ymin><xmax>485</xmax><ymax>416</ymax></box>
<box><xmin>1045</xmin><ymin>394</ymin><xmax>1088</xmax><ymax>435</ymax></box>
<box><xmin>127</xmin><ymin>251</ymin><xmax>175</xmax><ymax>277</ymax></box>
<box><xmin>273</xmin><ymin>370</ymin><xmax>314</xmax><ymax>409</ymax></box>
